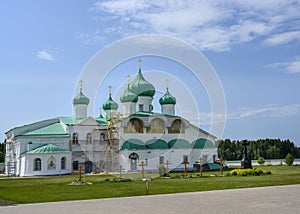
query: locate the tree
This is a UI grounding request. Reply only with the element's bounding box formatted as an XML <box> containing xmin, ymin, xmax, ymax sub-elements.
<box><xmin>285</xmin><ymin>153</ymin><xmax>294</xmax><ymax>166</ymax></box>
<box><xmin>0</xmin><ymin>151</ymin><xmax>4</xmax><ymax>163</ymax></box>
<box><xmin>157</xmin><ymin>165</ymin><xmax>166</xmax><ymax>177</ymax></box>
<box><xmin>257</xmin><ymin>156</ymin><xmax>265</xmax><ymax>165</ymax></box>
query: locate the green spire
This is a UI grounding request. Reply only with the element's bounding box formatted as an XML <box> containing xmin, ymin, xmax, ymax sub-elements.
<box><xmin>129</xmin><ymin>59</ymin><xmax>155</xmax><ymax>97</ymax></box>
<box><xmin>120</xmin><ymin>75</ymin><xmax>138</xmax><ymax>103</ymax></box>
<box><xmin>103</xmin><ymin>86</ymin><xmax>119</xmax><ymax>110</ymax></box>
<box><xmin>72</xmin><ymin>80</ymin><xmax>90</xmax><ymax>105</ymax></box>
<box><xmin>159</xmin><ymin>80</ymin><xmax>176</xmax><ymax>105</ymax></box>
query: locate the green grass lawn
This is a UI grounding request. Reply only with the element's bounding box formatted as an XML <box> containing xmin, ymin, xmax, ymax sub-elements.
<box><xmin>0</xmin><ymin>165</ymin><xmax>300</xmax><ymax>205</ymax></box>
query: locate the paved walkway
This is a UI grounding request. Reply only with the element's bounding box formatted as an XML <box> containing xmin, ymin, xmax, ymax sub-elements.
<box><xmin>1</xmin><ymin>185</ymin><xmax>299</xmax><ymax>214</ymax></box>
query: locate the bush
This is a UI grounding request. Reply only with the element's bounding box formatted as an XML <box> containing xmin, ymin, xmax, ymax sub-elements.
<box><xmin>157</xmin><ymin>165</ymin><xmax>166</xmax><ymax>177</ymax></box>
<box><xmin>257</xmin><ymin>156</ymin><xmax>265</xmax><ymax>165</ymax></box>
<box><xmin>285</xmin><ymin>153</ymin><xmax>295</xmax><ymax>166</ymax></box>
<box><xmin>229</xmin><ymin>168</ymin><xmax>263</xmax><ymax>176</ymax></box>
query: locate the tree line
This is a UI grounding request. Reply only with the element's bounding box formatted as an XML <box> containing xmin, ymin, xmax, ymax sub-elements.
<box><xmin>0</xmin><ymin>143</ymin><xmax>5</xmax><ymax>163</ymax></box>
<box><xmin>217</xmin><ymin>138</ymin><xmax>300</xmax><ymax>160</ymax></box>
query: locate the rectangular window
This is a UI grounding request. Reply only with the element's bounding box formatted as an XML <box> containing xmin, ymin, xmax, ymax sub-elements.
<box><xmin>73</xmin><ymin>161</ymin><xmax>79</xmax><ymax>170</ymax></box>
<box><xmin>139</xmin><ymin>104</ymin><xmax>143</xmax><ymax>112</ymax></box>
<box><xmin>159</xmin><ymin>156</ymin><xmax>164</xmax><ymax>165</ymax></box>
<box><xmin>34</xmin><ymin>158</ymin><xmax>41</xmax><ymax>171</ymax></box>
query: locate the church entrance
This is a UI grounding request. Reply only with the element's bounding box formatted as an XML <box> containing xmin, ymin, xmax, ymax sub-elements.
<box><xmin>85</xmin><ymin>161</ymin><xmax>93</xmax><ymax>173</ymax></box>
<box><xmin>129</xmin><ymin>153</ymin><xmax>139</xmax><ymax>170</ymax></box>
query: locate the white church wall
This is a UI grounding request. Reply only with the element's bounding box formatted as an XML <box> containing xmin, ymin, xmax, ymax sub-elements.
<box><xmin>20</xmin><ymin>153</ymin><xmax>72</xmax><ymax>176</ymax></box>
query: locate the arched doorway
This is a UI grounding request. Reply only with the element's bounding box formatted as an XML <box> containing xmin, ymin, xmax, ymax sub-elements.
<box><xmin>129</xmin><ymin>153</ymin><xmax>139</xmax><ymax>170</ymax></box>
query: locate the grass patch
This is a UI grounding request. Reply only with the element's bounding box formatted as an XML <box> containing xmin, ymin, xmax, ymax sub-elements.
<box><xmin>0</xmin><ymin>165</ymin><xmax>300</xmax><ymax>205</ymax></box>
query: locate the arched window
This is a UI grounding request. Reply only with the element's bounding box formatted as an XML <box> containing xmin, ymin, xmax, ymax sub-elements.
<box><xmin>125</xmin><ymin>118</ymin><xmax>144</xmax><ymax>133</ymax></box>
<box><xmin>86</xmin><ymin>133</ymin><xmax>92</xmax><ymax>144</ymax></box>
<box><xmin>72</xmin><ymin>133</ymin><xmax>79</xmax><ymax>144</ymax></box>
<box><xmin>168</xmin><ymin>119</ymin><xmax>185</xmax><ymax>133</ymax></box>
<box><xmin>34</xmin><ymin>158</ymin><xmax>41</xmax><ymax>171</ymax></box>
<box><xmin>146</xmin><ymin>118</ymin><xmax>165</xmax><ymax>133</ymax></box>
<box><xmin>48</xmin><ymin>156</ymin><xmax>56</xmax><ymax>170</ymax></box>
<box><xmin>61</xmin><ymin>157</ymin><xmax>66</xmax><ymax>170</ymax></box>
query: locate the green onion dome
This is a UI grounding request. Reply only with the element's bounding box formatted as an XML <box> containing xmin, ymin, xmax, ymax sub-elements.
<box><xmin>103</xmin><ymin>94</ymin><xmax>118</xmax><ymax>111</ymax></box>
<box><xmin>159</xmin><ymin>88</ymin><xmax>176</xmax><ymax>105</ymax></box>
<box><xmin>73</xmin><ymin>89</ymin><xmax>90</xmax><ymax>105</ymax></box>
<box><xmin>129</xmin><ymin>68</ymin><xmax>155</xmax><ymax>97</ymax></box>
<box><xmin>120</xmin><ymin>85</ymin><xmax>138</xmax><ymax>103</ymax></box>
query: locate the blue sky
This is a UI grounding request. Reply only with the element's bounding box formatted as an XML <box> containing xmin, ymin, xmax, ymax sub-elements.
<box><xmin>1</xmin><ymin>1</ymin><xmax>300</xmax><ymax>146</ymax></box>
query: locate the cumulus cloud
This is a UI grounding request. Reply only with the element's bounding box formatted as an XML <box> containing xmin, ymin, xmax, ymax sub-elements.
<box><xmin>87</xmin><ymin>0</ymin><xmax>300</xmax><ymax>52</ymax></box>
<box><xmin>36</xmin><ymin>50</ymin><xmax>57</xmax><ymax>61</ymax></box>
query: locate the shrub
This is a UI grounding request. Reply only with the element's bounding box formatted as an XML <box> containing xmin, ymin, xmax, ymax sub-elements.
<box><xmin>285</xmin><ymin>153</ymin><xmax>294</xmax><ymax>166</ymax></box>
<box><xmin>157</xmin><ymin>165</ymin><xmax>166</xmax><ymax>177</ymax></box>
<box><xmin>229</xmin><ymin>168</ymin><xmax>263</xmax><ymax>176</ymax></box>
<box><xmin>257</xmin><ymin>156</ymin><xmax>265</xmax><ymax>165</ymax></box>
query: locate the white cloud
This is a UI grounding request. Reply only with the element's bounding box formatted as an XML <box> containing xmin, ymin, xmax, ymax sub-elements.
<box><xmin>229</xmin><ymin>104</ymin><xmax>300</xmax><ymax>120</ymax></box>
<box><xmin>197</xmin><ymin>104</ymin><xmax>300</xmax><ymax>126</ymax></box>
<box><xmin>36</xmin><ymin>50</ymin><xmax>57</xmax><ymax>61</ymax></box>
<box><xmin>264</xmin><ymin>31</ymin><xmax>300</xmax><ymax>46</ymax></box>
<box><xmin>267</xmin><ymin>58</ymin><xmax>300</xmax><ymax>74</ymax></box>
<box><xmin>89</xmin><ymin>0</ymin><xmax>300</xmax><ymax>52</ymax></box>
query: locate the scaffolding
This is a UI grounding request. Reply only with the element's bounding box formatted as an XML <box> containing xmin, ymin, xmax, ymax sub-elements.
<box><xmin>100</xmin><ymin>112</ymin><xmax>122</xmax><ymax>172</ymax></box>
<box><xmin>4</xmin><ymin>141</ymin><xmax>16</xmax><ymax>176</ymax></box>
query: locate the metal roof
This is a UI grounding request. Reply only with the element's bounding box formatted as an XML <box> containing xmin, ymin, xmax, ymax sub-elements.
<box><xmin>25</xmin><ymin>144</ymin><xmax>70</xmax><ymax>154</ymax></box>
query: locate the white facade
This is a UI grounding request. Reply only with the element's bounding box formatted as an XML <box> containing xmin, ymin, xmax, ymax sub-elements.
<box><xmin>19</xmin><ymin>153</ymin><xmax>72</xmax><ymax>176</ymax></box>
<box><xmin>161</xmin><ymin>104</ymin><xmax>175</xmax><ymax>115</ymax></box>
<box><xmin>4</xmin><ymin>66</ymin><xmax>218</xmax><ymax>176</ymax></box>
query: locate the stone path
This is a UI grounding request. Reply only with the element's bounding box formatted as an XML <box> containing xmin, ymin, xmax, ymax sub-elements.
<box><xmin>1</xmin><ymin>184</ymin><xmax>299</xmax><ymax>214</ymax></box>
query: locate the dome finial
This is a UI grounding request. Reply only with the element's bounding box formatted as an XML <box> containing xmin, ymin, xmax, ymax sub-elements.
<box><xmin>99</xmin><ymin>107</ymin><xmax>103</xmax><ymax>117</ymax></box>
<box><xmin>79</xmin><ymin>80</ymin><xmax>83</xmax><ymax>92</ymax></box>
<box><xmin>127</xmin><ymin>75</ymin><xmax>131</xmax><ymax>86</ymax></box>
<box><xmin>166</xmin><ymin>79</ymin><xmax>169</xmax><ymax>91</ymax></box>
<box><xmin>138</xmin><ymin>58</ymin><xmax>142</xmax><ymax>72</ymax></box>
<box><xmin>108</xmin><ymin>85</ymin><xmax>112</xmax><ymax>96</ymax></box>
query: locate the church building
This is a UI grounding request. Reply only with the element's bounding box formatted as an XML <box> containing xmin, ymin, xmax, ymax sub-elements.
<box><xmin>4</xmin><ymin>63</ymin><xmax>217</xmax><ymax>176</ymax></box>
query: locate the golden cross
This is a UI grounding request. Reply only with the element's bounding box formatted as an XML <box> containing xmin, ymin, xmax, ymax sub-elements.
<box><xmin>79</xmin><ymin>80</ymin><xmax>83</xmax><ymax>91</ymax></box>
<box><xmin>139</xmin><ymin>160</ymin><xmax>147</xmax><ymax>179</ymax></box>
<box><xmin>138</xmin><ymin>58</ymin><xmax>142</xmax><ymax>69</ymax></box>
<box><xmin>108</xmin><ymin>85</ymin><xmax>112</xmax><ymax>95</ymax></box>
<box><xmin>166</xmin><ymin>79</ymin><xmax>169</xmax><ymax>90</ymax></box>
<box><xmin>127</xmin><ymin>75</ymin><xmax>130</xmax><ymax>85</ymax></box>
<box><xmin>164</xmin><ymin>160</ymin><xmax>171</xmax><ymax>177</ymax></box>
<box><xmin>181</xmin><ymin>159</ymin><xmax>189</xmax><ymax>178</ymax></box>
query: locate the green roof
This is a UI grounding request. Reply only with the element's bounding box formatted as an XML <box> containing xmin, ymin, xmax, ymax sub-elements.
<box><xmin>73</xmin><ymin>90</ymin><xmax>90</xmax><ymax>105</ymax></box>
<box><xmin>129</xmin><ymin>69</ymin><xmax>155</xmax><ymax>97</ymax></box>
<box><xmin>120</xmin><ymin>85</ymin><xmax>138</xmax><ymax>103</ymax></box>
<box><xmin>22</xmin><ymin>123</ymin><xmax>69</xmax><ymax>136</ymax></box>
<box><xmin>103</xmin><ymin>95</ymin><xmax>119</xmax><ymax>111</ymax></box>
<box><xmin>192</xmin><ymin>138</ymin><xmax>215</xmax><ymax>149</ymax></box>
<box><xmin>25</xmin><ymin>144</ymin><xmax>70</xmax><ymax>154</ymax></box>
<box><xmin>121</xmin><ymin>139</ymin><xmax>146</xmax><ymax>150</ymax></box>
<box><xmin>168</xmin><ymin>139</ymin><xmax>192</xmax><ymax>149</ymax></box>
<box><xmin>95</xmin><ymin>115</ymin><xmax>107</xmax><ymax>125</ymax></box>
<box><xmin>207</xmin><ymin>163</ymin><xmax>220</xmax><ymax>170</ymax></box>
<box><xmin>159</xmin><ymin>88</ymin><xmax>176</xmax><ymax>105</ymax></box>
<box><xmin>145</xmin><ymin>139</ymin><xmax>168</xmax><ymax>149</ymax></box>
